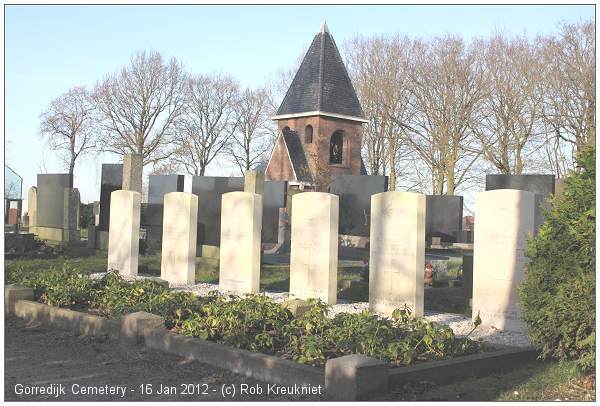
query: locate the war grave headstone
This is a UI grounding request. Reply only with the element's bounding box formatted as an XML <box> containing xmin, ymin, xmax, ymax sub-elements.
<box><xmin>486</xmin><ymin>174</ymin><xmax>555</xmax><ymax>232</ymax></box>
<box><xmin>425</xmin><ymin>195</ymin><xmax>463</xmax><ymax>244</ymax></box>
<box><xmin>219</xmin><ymin>192</ymin><xmax>262</xmax><ymax>294</ymax></box>
<box><xmin>289</xmin><ymin>192</ymin><xmax>339</xmax><ymax>305</ymax></box>
<box><xmin>472</xmin><ymin>189</ymin><xmax>536</xmax><ymax>332</ymax></box>
<box><xmin>191</xmin><ymin>176</ymin><xmax>286</xmax><ymax>248</ymax></box>
<box><xmin>369</xmin><ymin>192</ymin><xmax>425</xmax><ymax>316</ymax></box>
<box><xmin>107</xmin><ymin>190</ymin><xmax>141</xmax><ymax>278</ymax></box>
<box><xmin>161</xmin><ymin>192</ymin><xmax>198</xmax><ymax>285</ymax></box>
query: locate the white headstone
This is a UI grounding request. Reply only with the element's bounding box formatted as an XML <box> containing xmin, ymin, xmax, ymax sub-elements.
<box><xmin>27</xmin><ymin>186</ymin><xmax>37</xmax><ymax>227</ymax></box>
<box><xmin>107</xmin><ymin>190</ymin><xmax>141</xmax><ymax>278</ymax></box>
<box><xmin>369</xmin><ymin>191</ymin><xmax>425</xmax><ymax>316</ymax></box>
<box><xmin>289</xmin><ymin>192</ymin><xmax>339</xmax><ymax>305</ymax></box>
<box><xmin>161</xmin><ymin>192</ymin><xmax>198</xmax><ymax>285</ymax></box>
<box><xmin>472</xmin><ymin>189</ymin><xmax>536</xmax><ymax>332</ymax></box>
<box><xmin>219</xmin><ymin>191</ymin><xmax>263</xmax><ymax>294</ymax></box>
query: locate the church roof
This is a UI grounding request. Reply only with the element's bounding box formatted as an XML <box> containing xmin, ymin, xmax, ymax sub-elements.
<box><xmin>282</xmin><ymin>128</ymin><xmax>313</xmax><ymax>183</ymax></box>
<box><xmin>274</xmin><ymin>22</ymin><xmax>366</xmax><ymax>123</ymax></box>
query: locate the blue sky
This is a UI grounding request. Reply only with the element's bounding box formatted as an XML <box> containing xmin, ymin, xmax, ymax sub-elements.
<box><xmin>5</xmin><ymin>4</ymin><xmax>595</xmax><ymax>203</ymax></box>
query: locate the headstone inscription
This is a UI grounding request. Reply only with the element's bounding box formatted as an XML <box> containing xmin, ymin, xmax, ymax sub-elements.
<box><xmin>472</xmin><ymin>189</ymin><xmax>536</xmax><ymax>332</ymax></box>
<box><xmin>107</xmin><ymin>190</ymin><xmax>141</xmax><ymax>278</ymax></box>
<box><xmin>218</xmin><ymin>192</ymin><xmax>263</xmax><ymax>294</ymax></box>
<box><xmin>161</xmin><ymin>192</ymin><xmax>198</xmax><ymax>285</ymax></box>
<box><xmin>289</xmin><ymin>192</ymin><xmax>339</xmax><ymax>305</ymax></box>
<box><xmin>369</xmin><ymin>192</ymin><xmax>425</xmax><ymax>316</ymax></box>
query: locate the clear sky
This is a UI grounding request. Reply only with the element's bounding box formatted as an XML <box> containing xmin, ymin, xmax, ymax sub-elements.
<box><xmin>5</xmin><ymin>4</ymin><xmax>595</xmax><ymax>204</ymax></box>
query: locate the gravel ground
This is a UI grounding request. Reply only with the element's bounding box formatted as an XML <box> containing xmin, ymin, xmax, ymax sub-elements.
<box><xmin>91</xmin><ymin>272</ymin><xmax>533</xmax><ymax>348</ymax></box>
<box><xmin>4</xmin><ymin>317</ymin><xmax>324</xmax><ymax>402</ymax></box>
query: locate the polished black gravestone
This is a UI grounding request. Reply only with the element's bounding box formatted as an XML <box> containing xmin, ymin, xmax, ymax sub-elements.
<box><xmin>98</xmin><ymin>164</ymin><xmax>123</xmax><ymax>231</ymax></box>
<box><xmin>191</xmin><ymin>176</ymin><xmax>286</xmax><ymax>246</ymax></box>
<box><xmin>486</xmin><ymin>174</ymin><xmax>556</xmax><ymax>232</ymax></box>
<box><xmin>142</xmin><ymin>175</ymin><xmax>186</xmax><ymax>249</ymax></box>
<box><xmin>329</xmin><ymin>175</ymin><xmax>388</xmax><ymax>237</ymax></box>
<box><xmin>36</xmin><ymin>174</ymin><xmax>72</xmax><ymax>228</ymax></box>
<box><xmin>425</xmin><ymin>195</ymin><xmax>464</xmax><ymax>244</ymax></box>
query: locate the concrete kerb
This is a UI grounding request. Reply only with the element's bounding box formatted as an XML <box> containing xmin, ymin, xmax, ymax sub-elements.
<box><xmin>5</xmin><ymin>288</ymin><xmax>540</xmax><ymax>400</ymax></box>
<box><xmin>143</xmin><ymin>329</ymin><xmax>324</xmax><ymax>387</ymax></box>
<box><xmin>388</xmin><ymin>346</ymin><xmax>539</xmax><ymax>389</ymax></box>
<box><xmin>4</xmin><ymin>284</ymin><xmax>34</xmax><ymax>315</ymax></box>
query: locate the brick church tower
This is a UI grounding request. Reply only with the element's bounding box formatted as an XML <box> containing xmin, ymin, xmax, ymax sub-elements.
<box><xmin>265</xmin><ymin>22</ymin><xmax>368</xmax><ymax>190</ymax></box>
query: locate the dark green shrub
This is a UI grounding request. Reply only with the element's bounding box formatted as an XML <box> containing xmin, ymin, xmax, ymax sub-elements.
<box><xmin>518</xmin><ymin>146</ymin><xmax>595</xmax><ymax>374</ymax></box>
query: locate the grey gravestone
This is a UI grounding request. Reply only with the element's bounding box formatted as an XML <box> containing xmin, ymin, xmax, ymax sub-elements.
<box><xmin>191</xmin><ymin>176</ymin><xmax>243</xmax><ymax>246</ymax></box>
<box><xmin>36</xmin><ymin>174</ymin><xmax>72</xmax><ymax>229</ymax></box>
<box><xmin>122</xmin><ymin>153</ymin><xmax>143</xmax><ymax>194</ymax></box>
<box><xmin>329</xmin><ymin>175</ymin><xmax>388</xmax><ymax>237</ymax></box>
<box><xmin>191</xmin><ymin>176</ymin><xmax>286</xmax><ymax>246</ymax></box>
<box><xmin>462</xmin><ymin>253</ymin><xmax>473</xmax><ymax>298</ymax></box>
<box><xmin>98</xmin><ymin>164</ymin><xmax>123</xmax><ymax>231</ymax></box>
<box><xmin>485</xmin><ymin>174</ymin><xmax>555</xmax><ymax>232</ymax></box>
<box><xmin>262</xmin><ymin>181</ymin><xmax>287</xmax><ymax>243</ymax></box>
<box><xmin>148</xmin><ymin>175</ymin><xmax>185</xmax><ymax>204</ymax></box>
<box><xmin>425</xmin><ymin>195</ymin><xmax>463</xmax><ymax>243</ymax></box>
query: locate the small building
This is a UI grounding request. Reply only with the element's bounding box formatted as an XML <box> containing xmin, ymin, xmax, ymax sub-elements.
<box><xmin>265</xmin><ymin>22</ymin><xmax>368</xmax><ymax>191</ymax></box>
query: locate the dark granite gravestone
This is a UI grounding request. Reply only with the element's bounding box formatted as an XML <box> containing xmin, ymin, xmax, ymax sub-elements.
<box><xmin>262</xmin><ymin>181</ymin><xmax>288</xmax><ymax>243</ymax></box>
<box><xmin>485</xmin><ymin>174</ymin><xmax>556</xmax><ymax>232</ymax></box>
<box><xmin>98</xmin><ymin>164</ymin><xmax>123</xmax><ymax>231</ymax></box>
<box><xmin>148</xmin><ymin>175</ymin><xmax>185</xmax><ymax>204</ymax></box>
<box><xmin>192</xmin><ymin>176</ymin><xmax>244</xmax><ymax>246</ymax></box>
<box><xmin>425</xmin><ymin>195</ymin><xmax>464</xmax><ymax>244</ymax></box>
<box><xmin>329</xmin><ymin>175</ymin><xmax>388</xmax><ymax>237</ymax></box>
<box><xmin>191</xmin><ymin>176</ymin><xmax>287</xmax><ymax>246</ymax></box>
<box><xmin>36</xmin><ymin>174</ymin><xmax>72</xmax><ymax>229</ymax></box>
<box><xmin>485</xmin><ymin>174</ymin><xmax>556</xmax><ymax>196</ymax></box>
<box><xmin>141</xmin><ymin>175</ymin><xmax>185</xmax><ymax>250</ymax></box>
<box><xmin>462</xmin><ymin>253</ymin><xmax>473</xmax><ymax>298</ymax></box>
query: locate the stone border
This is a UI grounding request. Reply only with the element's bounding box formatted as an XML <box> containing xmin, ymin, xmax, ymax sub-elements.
<box><xmin>388</xmin><ymin>346</ymin><xmax>538</xmax><ymax>389</ymax></box>
<box><xmin>5</xmin><ymin>285</ymin><xmax>538</xmax><ymax>400</ymax></box>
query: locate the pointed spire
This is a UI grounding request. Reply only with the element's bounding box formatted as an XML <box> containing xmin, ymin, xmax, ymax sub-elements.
<box><xmin>320</xmin><ymin>20</ymin><xmax>329</xmax><ymax>34</ymax></box>
<box><xmin>273</xmin><ymin>21</ymin><xmax>366</xmax><ymax>121</ymax></box>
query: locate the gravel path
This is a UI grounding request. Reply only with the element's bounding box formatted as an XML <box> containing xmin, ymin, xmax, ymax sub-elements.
<box><xmin>91</xmin><ymin>272</ymin><xmax>532</xmax><ymax>348</ymax></box>
<box><xmin>4</xmin><ymin>317</ymin><xmax>323</xmax><ymax>402</ymax></box>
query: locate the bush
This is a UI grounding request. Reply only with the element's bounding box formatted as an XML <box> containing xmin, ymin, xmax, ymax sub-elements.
<box><xmin>518</xmin><ymin>146</ymin><xmax>595</xmax><ymax>374</ymax></box>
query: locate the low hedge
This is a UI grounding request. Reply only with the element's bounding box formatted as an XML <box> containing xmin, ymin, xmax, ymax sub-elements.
<box><xmin>6</xmin><ymin>264</ymin><xmax>482</xmax><ymax>367</ymax></box>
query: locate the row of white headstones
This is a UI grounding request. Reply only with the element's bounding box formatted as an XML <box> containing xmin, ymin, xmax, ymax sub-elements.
<box><xmin>107</xmin><ymin>188</ymin><xmax>536</xmax><ymax>333</ymax></box>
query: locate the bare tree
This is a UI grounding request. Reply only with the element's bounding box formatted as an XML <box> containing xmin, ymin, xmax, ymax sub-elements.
<box><xmin>400</xmin><ymin>35</ymin><xmax>484</xmax><ymax>195</ymax></box>
<box><xmin>93</xmin><ymin>50</ymin><xmax>187</xmax><ymax>167</ymax></box>
<box><xmin>471</xmin><ymin>33</ymin><xmax>544</xmax><ymax>175</ymax></box>
<box><xmin>39</xmin><ymin>86</ymin><xmax>96</xmax><ymax>185</ymax></box>
<box><xmin>227</xmin><ymin>88</ymin><xmax>272</xmax><ymax>174</ymax></box>
<box><xmin>540</xmin><ymin>20</ymin><xmax>595</xmax><ymax>154</ymax></box>
<box><xmin>170</xmin><ymin>73</ymin><xmax>240</xmax><ymax>176</ymax></box>
<box><xmin>344</xmin><ymin>34</ymin><xmax>414</xmax><ymax>190</ymax></box>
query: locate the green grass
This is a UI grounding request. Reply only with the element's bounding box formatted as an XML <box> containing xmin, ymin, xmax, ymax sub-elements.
<box><xmin>383</xmin><ymin>359</ymin><xmax>594</xmax><ymax>401</ymax></box>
